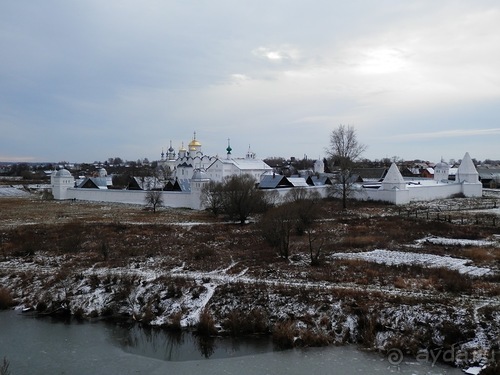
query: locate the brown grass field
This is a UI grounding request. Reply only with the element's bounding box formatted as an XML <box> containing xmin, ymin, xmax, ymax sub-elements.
<box><xmin>1</xmin><ymin>194</ymin><xmax>499</xmax><ymax>368</ymax></box>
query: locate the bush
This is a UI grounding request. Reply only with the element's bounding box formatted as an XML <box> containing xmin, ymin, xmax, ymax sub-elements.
<box><xmin>0</xmin><ymin>288</ymin><xmax>13</xmax><ymax>310</ymax></box>
<box><xmin>73</xmin><ymin>307</ymin><xmax>85</xmax><ymax>321</ymax></box>
<box><xmin>197</xmin><ymin>307</ymin><xmax>217</xmax><ymax>336</ymax></box>
<box><xmin>272</xmin><ymin>320</ymin><xmax>296</xmax><ymax>349</ymax></box>
<box><xmin>36</xmin><ymin>301</ymin><xmax>48</xmax><ymax>313</ymax></box>
<box><xmin>168</xmin><ymin>311</ymin><xmax>183</xmax><ymax>331</ymax></box>
<box><xmin>433</xmin><ymin>268</ymin><xmax>473</xmax><ymax>294</ymax></box>
<box><xmin>298</xmin><ymin>329</ymin><xmax>331</xmax><ymax>347</ymax></box>
<box><xmin>223</xmin><ymin>308</ymin><xmax>269</xmax><ymax>336</ymax></box>
<box><xmin>480</xmin><ymin>358</ymin><xmax>500</xmax><ymax>375</ymax></box>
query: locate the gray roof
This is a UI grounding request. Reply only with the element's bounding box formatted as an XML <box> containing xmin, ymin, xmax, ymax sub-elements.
<box><xmin>258</xmin><ymin>175</ymin><xmax>293</xmax><ymax>189</ymax></box>
<box><xmin>287</xmin><ymin>177</ymin><xmax>310</xmax><ymax>187</ymax></box>
<box><xmin>177</xmin><ymin>179</ymin><xmax>191</xmax><ymax>192</ymax></box>
<box><xmin>306</xmin><ymin>176</ymin><xmax>333</xmax><ymax>186</ymax></box>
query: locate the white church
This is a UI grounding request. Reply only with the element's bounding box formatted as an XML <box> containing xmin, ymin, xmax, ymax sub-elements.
<box><xmin>51</xmin><ymin>133</ymin><xmax>274</xmax><ymax>209</ymax></box>
<box><xmin>158</xmin><ymin>132</ymin><xmax>273</xmax><ymax>183</ymax></box>
<box><xmin>51</xmin><ymin>132</ymin><xmax>482</xmax><ymax>209</ymax></box>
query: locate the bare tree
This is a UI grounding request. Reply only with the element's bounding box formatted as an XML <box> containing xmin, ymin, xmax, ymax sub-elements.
<box><xmin>259</xmin><ymin>204</ymin><xmax>298</xmax><ymax>259</ymax></box>
<box><xmin>260</xmin><ymin>189</ymin><xmax>322</xmax><ymax>259</ymax></box>
<box><xmin>201</xmin><ymin>180</ymin><xmax>225</xmax><ymax>216</ymax></box>
<box><xmin>305</xmin><ymin>226</ymin><xmax>328</xmax><ymax>266</ymax></box>
<box><xmin>283</xmin><ymin>188</ymin><xmax>321</xmax><ymax>234</ymax></box>
<box><xmin>145</xmin><ymin>190</ymin><xmax>163</xmax><ymax>213</ymax></box>
<box><xmin>221</xmin><ymin>174</ymin><xmax>268</xmax><ymax>224</ymax></box>
<box><xmin>326</xmin><ymin>124</ymin><xmax>366</xmax><ymax>209</ymax></box>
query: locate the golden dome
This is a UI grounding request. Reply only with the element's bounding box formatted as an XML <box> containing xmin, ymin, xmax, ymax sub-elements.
<box><xmin>188</xmin><ymin>131</ymin><xmax>201</xmax><ymax>150</ymax></box>
<box><xmin>188</xmin><ymin>139</ymin><xmax>201</xmax><ymax>147</ymax></box>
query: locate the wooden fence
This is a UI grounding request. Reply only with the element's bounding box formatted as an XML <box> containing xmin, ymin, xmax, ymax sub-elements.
<box><xmin>397</xmin><ymin>200</ymin><xmax>499</xmax><ymax>227</ymax></box>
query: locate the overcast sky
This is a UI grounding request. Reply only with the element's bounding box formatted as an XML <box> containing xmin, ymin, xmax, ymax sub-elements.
<box><xmin>1</xmin><ymin>1</ymin><xmax>499</xmax><ymax>164</ymax></box>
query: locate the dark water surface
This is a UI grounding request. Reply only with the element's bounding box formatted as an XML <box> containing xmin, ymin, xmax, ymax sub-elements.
<box><xmin>0</xmin><ymin>310</ymin><xmax>464</xmax><ymax>375</ymax></box>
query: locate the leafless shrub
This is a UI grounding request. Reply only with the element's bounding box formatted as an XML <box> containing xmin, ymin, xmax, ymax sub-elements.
<box><xmin>190</xmin><ymin>285</ymin><xmax>206</xmax><ymax>299</ymax></box>
<box><xmin>480</xmin><ymin>361</ymin><xmax>500</xmax><ymax>375</ymax></box>
<box><xmin>168</xmin><ymin>311</ymin><xmax>183</xmax><ymax>331</ymax></box>
<box><xmin>101</xmin><ymin>304</ymin><xmax>116</xmax><ymax>317</ymax></box>
<box><xmin>351</xmin><ymin>304</ymin><xmax>378</xmax><ymax>346</ymax></box>
<box><xmin>73</xmin><ymin>307</ymin><xmax>85</xmax><ymax>321</ymax></box>
<box><xmin>112</xmin><ymin>276</ymin><xmax>135</xmax><ymax>302</ymax></box>
<box><xmin>431</xmin><ymin>268</ymin><xmax>473</xmax><ymax>294</ymax></box>
<box><xmin>36</xmin><ymin>300</ymin><xmax>48</xmax><ymax>313</ymax></box>
<box><xmin>298</xmin><ymin>329</ymin><xmax>331</xmax><ymax>347</ymax></box>
<box><xmin>272</xmin><ymin>320</ymin><xmax>296</xmax><ymax>349</ymax></box>
<box><xmin>461</xmin><ymin>247</ymin><xmax>495</xmax><ymax>264</ymax></box>
<box><xmin>197</xmin><ymin>307</ymin><xmax>217</xmax><ymax>336</ymax></box>
<box><xmin>437</xmin><ymin>321</ymin><xmax>475</xmax><ymax>357</ymax></box>
<box><xmin>140</xmin><ymin>304</ymin><xmax>155</xmax><ymax>324</ymax></box>
<box><xmin>0</xmin><ymin>288</ymin><xmax>13</xmax><ymax>309</ymax></box>
<box><xmin>223</xmin><ymin>308</ymin><xmax>269</xmax><ymax>336</ymax></box>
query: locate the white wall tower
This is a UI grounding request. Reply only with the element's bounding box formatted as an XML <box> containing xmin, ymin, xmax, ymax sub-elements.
<box><xmin>51</xmin><ymin>169</ymin><xmax>74</xmax><ymax>200</ymax></box>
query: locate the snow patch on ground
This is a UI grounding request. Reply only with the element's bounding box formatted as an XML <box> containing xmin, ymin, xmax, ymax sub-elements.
<box><xmin>331</xmin><ymin>249</ymin><xmax>492</xmax><ymax>276</ymax></box>
<box><xmin>0</xmin><ymin>186</ymin><xmax>30</xmax><ymax>197</ymax></box>
<box><xmin>415</xmin><ymin>236</ymin><xmax>499</xmax><ymax>247</ymax></box>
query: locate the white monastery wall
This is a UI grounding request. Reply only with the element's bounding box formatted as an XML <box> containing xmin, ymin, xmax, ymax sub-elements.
<box><xmin>362</xmin><ymin>189</ymin><xmax>410</xmax><ymax>205</ymax></box>
<box><xmin>462</xmin><ymin>183</ymin><xmax>483</xmax><ymax>197</ymax></box>
<box><xmin>406</xmin><ymin>183</ymin><xmax>464</xmax><ymax>202</ymax></box>
<box><xmin>66</xmin><ymin>188</ymin><xmax>193</xmax><ymax>209</ymax></box>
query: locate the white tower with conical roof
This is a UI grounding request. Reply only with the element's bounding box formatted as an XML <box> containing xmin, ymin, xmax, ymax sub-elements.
<box><xmin>456</xmin><ymin>152</ymin><xmax>479</xmax><ymax>183</ymax></box>
<box><xmin>381</xmin><ymin>163</ymin><xmax>407</xmax><ymax>191</ymax></box>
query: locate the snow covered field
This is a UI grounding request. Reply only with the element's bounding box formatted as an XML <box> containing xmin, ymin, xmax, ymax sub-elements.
<box><xmin>331</xmin><ymin>236</ymin><xmax>498</xmax><ymax>276</ymax></box>
<box><xmin>332</xmin><ymin>248</ymin><xmax>492</xmax><ymax>276</ymax></box>
<box><xmin>0</xmin><ymin>185</ymin><xmax>30</xmax><ymax>197</ymax></box>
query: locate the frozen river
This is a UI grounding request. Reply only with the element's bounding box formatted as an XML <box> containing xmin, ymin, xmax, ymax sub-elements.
<box><xmin>0</xmin><ymin>310</ymin><xmax>464</xmax><ymax>375</ymax></box>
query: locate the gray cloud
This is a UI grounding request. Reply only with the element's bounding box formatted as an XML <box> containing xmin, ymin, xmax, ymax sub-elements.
<box><xmin>1</xmin><ymin>1</ymin><xmax>500</xmax><ymax>162</ymax></box>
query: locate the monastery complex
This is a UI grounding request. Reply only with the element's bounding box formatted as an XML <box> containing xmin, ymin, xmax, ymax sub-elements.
<box><xmin>51</xmin><ymin>133</ymin><xmax>483</xmax><ymax>209</ymax></box>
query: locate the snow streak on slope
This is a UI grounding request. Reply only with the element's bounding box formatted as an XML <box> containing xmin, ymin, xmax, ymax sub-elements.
<box><xmin>331</xmin><ymin>249</ymin><xmax>491</xmax><ymax>276</ymax></box>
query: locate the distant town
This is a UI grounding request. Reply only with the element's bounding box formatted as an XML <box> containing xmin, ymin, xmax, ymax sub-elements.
<box><xmin>1</xmin><ymin>154</ymin><xmax>500</xmax><ymax>189</ymax></box>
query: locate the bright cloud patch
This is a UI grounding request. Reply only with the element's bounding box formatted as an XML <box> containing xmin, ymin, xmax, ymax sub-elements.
<box><xmin>252</xmin><ymin>46</ymin><xmax>300</xmax><ymax>62</ymax></box>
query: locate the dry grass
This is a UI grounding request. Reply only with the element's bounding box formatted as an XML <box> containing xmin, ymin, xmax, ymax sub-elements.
<box><xmin>0</xmin><ymin>196</ymin><xmax>498</xmax><ymax>317</ymax></box>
